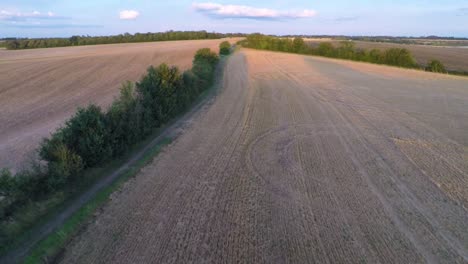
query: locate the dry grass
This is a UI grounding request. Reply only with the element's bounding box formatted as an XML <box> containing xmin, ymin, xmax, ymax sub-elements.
<box><xmin>0</xmin><ymin>38</ymin><xmax>240</xmax><ymax>171</ymax></box>
<box><xmin>60</xmin><ymin>49</ymin><xmax>468</xmax><ymax>263</ymax></box>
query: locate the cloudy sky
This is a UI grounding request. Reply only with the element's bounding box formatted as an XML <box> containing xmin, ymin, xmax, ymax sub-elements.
<box><xmin>1</xmin><ymin>0</ymin><xmax>468</xmax><ymax>38</ymax></box>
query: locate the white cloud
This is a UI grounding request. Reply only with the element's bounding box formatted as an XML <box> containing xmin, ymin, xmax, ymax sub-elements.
<box><xmin>0</xmin><ymin>10</ymin><xmax>64</xmax><ymax>21</ymax></box>
<box><xmin>192</xmin><ymin>2</ymin><xmax>316</xmax><ymax>20</ymax></box>
<box><xmin>119</xmin><ymin>10</ymin><xmax>140</xmax><ymax>20</ymax></box>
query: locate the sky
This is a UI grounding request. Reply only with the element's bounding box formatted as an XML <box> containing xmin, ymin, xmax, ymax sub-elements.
<box><xmin>1</xmin><ymin>0</ymin><xmax>468</xmax><ymax>38</ymax></box>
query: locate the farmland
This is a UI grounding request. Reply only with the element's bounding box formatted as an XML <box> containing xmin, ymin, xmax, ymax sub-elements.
<box><xmin>59</xmin><ymin>49</ymin><xmax>468</xmax><ymax>263</ymax></box>
<box><xmin>306</xmin><ymin>39</ymin><xmax>468</xmax><ymax>72</ymax></box>
<box><xmin>0</xmin><ymin>39</ymin><xmax>237</xmax><ymax>171</ymax></box>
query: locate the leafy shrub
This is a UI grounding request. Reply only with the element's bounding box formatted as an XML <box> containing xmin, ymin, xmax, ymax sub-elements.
<box><xmin>40</xmin><ymin>105</ymin><xmax>111</xmax><ymax>168</ymax></box>
<box><xmin>194</xmin><ymin>48</ymin><xmax>220</xmax><ymax>66</ymax></box>
<box><xmin>219</xmin><ymin>41</ymin><xmax>231</xmax><ymax>55</ymax></box>
<box><xmin>0</xmin><ymin>169</ymin><xmax>46</xmax><ymax>205</ymax></box>
<box><xmin>192</xmin><ymin>48</ymin><xmax>219</xmax><ymax>84</ymax></box>
<box><xmin>136</xmin><ymin>64</ymin><xmax>184</xmax><ymax>126</ymax></box>
<box><xmin>106</xmin><ymin>81</ymin><xmax>140</xmax><ymax>155</ymax></box>
<box><xmin>292</xmin><ymin>38</ymin><xmax>307</xmax><ymax>53</ymax></box>
<box><xmin>45</xmin><ymin>143</ymin><xmax>83</xmax><ymax>191</ymax></box>
<box><xmin>0</xmin><ymin>169</ymin><xmax>14</xmax><ymax>198</ymax></box>
<box><xmin>316</xmin><ymin>42</ymin><xmax>336</xmax><ymax>57</ymax></box>
<box><xmin>367</xmin><ymin>49</ymin><xmax>384</xmax><ymax>63</ymax></box>
<box><xmin>182</xmin><ymin>70</ymin><xmax>200</xmax><ymax>98</ymax></box>
<box><xmin>426</xmin><ymin>60</ymin><xmax>447</xmax><ymax>73</ymax></box>
<box><xmin>337</xmin><ymin>41</ymin><xmax>356</xmax><ymax>59</ymax></box>
<box><xmin>383</xmin><ymin>48</ymin><xmax>417</xmax><ymax>68</ymax></box>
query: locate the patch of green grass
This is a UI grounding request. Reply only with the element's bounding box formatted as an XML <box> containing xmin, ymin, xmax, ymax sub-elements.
<box><xmin>1</xmin><ymin>193</ymin><xmax>65</xmax><ymax>241</ymax></box>
<box><xmin>24</xmin><ymin>138</ymin><xmax>172</xmax><ymax>264</ymax></box>
<box><xmin>0</xmin><ymin>132</ymin><xmax>166</xmax><ymax>255</ymax></box>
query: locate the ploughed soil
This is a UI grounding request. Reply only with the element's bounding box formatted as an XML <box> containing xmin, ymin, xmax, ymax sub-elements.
<box><xmin>60</xmin><ymin>49</ymin><xmax>468</xmax><ymax>263</ymax></box>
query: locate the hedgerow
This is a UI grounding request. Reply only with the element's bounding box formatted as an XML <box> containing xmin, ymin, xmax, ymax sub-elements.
<box><xmin>241</xmin><ymin>34</ymin><xmax>449</xmax><ymax>71</ymax></box>
<box><xmin>0</xmin><ymin>48</ymin><xmax>220</xmax><ymax>249</ymax></box>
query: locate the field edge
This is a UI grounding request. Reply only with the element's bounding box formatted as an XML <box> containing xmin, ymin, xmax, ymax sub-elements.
<box><xmin>2</xmin><ymin>53</ymin><xmax>232</xmax><ymax>264</ymax></box>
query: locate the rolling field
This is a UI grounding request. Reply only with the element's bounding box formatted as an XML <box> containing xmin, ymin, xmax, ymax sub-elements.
<box><xmin>60</xmin><ymin>49</ymin><xmax>468</xmax><ymax>263</ymax></box>
<box><xmin>307</xmin><ymin>40</ymin><xmax>468</xmax><ymax>72</ymax></box>
<box><xmin>0</xmin><ymin>39</ymin><xmax>237</xmax><ymax>171</ymax></box>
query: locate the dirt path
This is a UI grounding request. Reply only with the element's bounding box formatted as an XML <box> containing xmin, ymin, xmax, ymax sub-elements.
<box><xmin>60</xmin><ymin>50</ymin><xmax>468</xmax><ymax>263</ymax></box>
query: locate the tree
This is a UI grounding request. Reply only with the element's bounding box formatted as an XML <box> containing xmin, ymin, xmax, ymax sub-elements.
<box><xmin>6</xmin><ymin>40</ymin><xmax>19</xmax><ymax>50</ymax></box>
<box><xmin>45</xmin><ymin>142</ymin><xmax>83</xmax><ymax>191</ymax></box>
<box><xmin>0</xmin><ymin>169</ymin><xmax>14</xmax><ymax>198</ymax></box>
<box><xmin>136</xmin><ymin>64</ymin><xmax>184</xmax><ymax>126</ymax></box>
<box><xmin>292</xmin><ymin>37</ymin><xmax>306</xmax><ymax>53</ymax></box>
<box><xmin>57</xmin><ymin>105</ymin><xmax>111</xmax><ymax>167</ymax></box>
<box><xmin>219</xmin><ymin>41</ymin><xmax>231</xmax><ymax>55</ymax></box>
<box><xmin>383</xmin><ymin>48</ymin><xmax>417</xmax><ymax>68</ymax></box>
<box><xmin>367</xmin><ymin>49</ymin><xmax>383</xmax><ymax>63</ymax></box>
<box><xmin>192</xmin><ymin>48</ymin><xmax>219</xmax><ymax>83</ymax></box>
<box><xmin>106</xmin><ymin>81</ymin><xmax>139</xmax><ymax>154</ymax></box>
<box><xmin>6</xmin><ymin>31</ymin><xmax>229</xmax><ymax>50</ymax></box>
<box><xmin>316</xmin><ymin>42</ymin><xmax>336</xmax><ymax>57</ymax></box>
<box><xmin>337</xmin><ymin>41</ymin><xmax>356</xmax><ymax>59</ymax></box>
<box><xmin>426</xmin><ymin>60</ymin><xmax>447</xmax><ymax>73</ymax></box>
<box><xmin>69</xmin><ymin>36</ymin><xmax>80</xmax><ymax>46</ymax></box>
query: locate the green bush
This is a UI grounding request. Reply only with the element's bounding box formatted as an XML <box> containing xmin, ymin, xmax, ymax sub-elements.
<box><xmin>136</xmin><ymin>64</ymin><xmax>184</xmax><ymax>125</ymax></box>
<box><xmin>0</xmin><ymin>169</ymin><xmax>46</xmax><ymax>205</ymax></box>
<box><xmin>40</xmin><ymin>136</ymin><xmax>83</xmax><ymax>191</ymax></box>
<box><xmin>382</xmin><ymin>48</ymin><xmax>417</xmax><ymax>68</ymax></box>
<box><xmin>292</xmin><ymin>38</ymin><xmax>307</xmax><ymax>53</ymax></box>
<box><xmin>426</xmin><ymin>59</ymin><xmax>447</xmax><ymax>73</ymax></box>
<box><xmin>316</xmin><ymin>42</ymin><xmax>336</xmax><ymax>57</ymax></box>
<box><xmin>58</xmin><ymin>105</ymin><xmax>111</xmax><ymax>167</ymax></box>
<box><xmin>0</xmin><ymin>169</ymin><xmax>14</xmax><ymax>198</ymax></box>
<box><xmin>45</xmin><ymin>143</ymin><xmax>83</xmax><ymax>191</ymax></box>
<box><xmin>219</xmin><ymin>41</ymin><xmax>231</xmax><ymax>55</ymax></box>
<box><xmin>106</xmin><ymin>81</ymin><xmax>139</xmax><ymax>155</ymax></box>
<box><xmin>337</xmin><ymin>41</ymin><xmax>356</xmax><ymax>59</ymax></box>
<box><xmin>367</xmin><ymin>49</ymin><xmax>384</xmax><ymax>63</ymax></box>
<box><xmin>192</xmin><ymin>48</ymin><xmax>219</xmax><ymax>83</ymax></box>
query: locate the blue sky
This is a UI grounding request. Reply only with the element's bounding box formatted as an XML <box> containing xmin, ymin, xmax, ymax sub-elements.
<box><xmin>1</xmin><ymin>0</ymin><xmax>468</xmax><ymax>38</ymax></box>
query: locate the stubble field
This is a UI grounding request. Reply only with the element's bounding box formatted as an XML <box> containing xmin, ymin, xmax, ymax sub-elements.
<box><xmin>0</xmin><ymin>39</ymin><xmax>236</xmax><ymax>171</ymax></box>
<box><xmin>60</xmin><ymin>49</ymin><xmax>468</xmax><ymax>263</ymax></box>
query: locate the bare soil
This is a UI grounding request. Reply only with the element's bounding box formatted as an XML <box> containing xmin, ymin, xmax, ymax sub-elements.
<box><xmin>0</xmin><ymin>39</ymin><xmax>238</xmax><ymax>171</ymax></box>
<box><xmin>59</xmin><ymin>49</ymin><xmax>467</xmax><ymax>263</ymax></box>
<box><xmin>307</xmin><ymin>39</ymin><xmax>468</xmax><ymax>72</ymax></box>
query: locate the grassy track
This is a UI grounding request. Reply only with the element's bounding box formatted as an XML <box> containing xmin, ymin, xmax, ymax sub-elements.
<box><xmin>24</xmin><ymin>138</ymin><xmax>172</xmax><ymax>263</ymax></box>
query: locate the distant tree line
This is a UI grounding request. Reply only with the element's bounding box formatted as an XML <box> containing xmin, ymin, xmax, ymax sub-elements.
<box><xmin>278</xmin><ymin>35</ymin><xmax>468</xmax><ymax>44</ymax></box>
<box><xmin>0</xmin><ymin>47</ymin><xmax>221</xmax><ymax>246</ymax></box>
<box><xmin>5</xmin><ymin>31</ymin><xmax>244</xmax><ymax>50</ymax></box>
<box><xmin>241</xmin><ymin>34</ymin><xmax>450</xmax><ymax>73</ymax></box>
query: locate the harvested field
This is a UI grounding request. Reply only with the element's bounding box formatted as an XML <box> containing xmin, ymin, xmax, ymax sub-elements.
<box><xmin>60</xmin><ymin>49</ymin><xmax>468</xmax><ymax>263</ymax></box>
<box><xmin>307</xmin><ymin>39</ymin><xmax>468</xmax><ymax>72</ymax></box>
<box><xmin>0</xmin><ymin>38</ymin><xmax>238</xmax><ymax>171</ymax></box>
